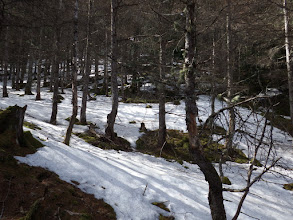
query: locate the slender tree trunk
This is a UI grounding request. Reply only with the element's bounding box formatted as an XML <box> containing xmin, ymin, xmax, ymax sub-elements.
<box><xmin>50</xmin><ymin>28</ymin><xmax>60</xmax><ymax>125</ymax></box>
<box><xmin>60</xmin><ymin>62</ymin><xmax>65</xmax><ymax>94</ymax></box>
<box><xmin>105</xmin><ymin>0</ymin><xmax>119</xmax><ymax>139</ymax></box>
<box><xmin>80</xmin><ymin>0</ymin><xmax>92</xmax><ymax>125</ymax></box>
<box><xmin>25</xmin><ymin>55</ymin><xmax>34</xmax><ymax>95</ymax></box>
<box><xmin>94</xmin><ymin>54</ymin><xmax>99</xmax><ymax>93</ymax></box>
<box><xmin>224</xmin><ymin>0</ymin><xmax>235</xmax><ymax>155</ymax></box>
<box><xmin>43</xmin><ymin>60</ymin><xmax>50</xmax><ymax>87</ymax></box>
<box><xmin>104</xmin><ymin>31</ymin><xmax>109</xmax><ymax>96</ymax></box>
<box><xmin>35</xmin><ymin>60</ymin><xmax>41</xmax><ymax>100</ymax></box>
<box><xmin>184</xmin><ymin>2</ymin><xmax>226</xmax><ymax>220</ymax></box>
<box><xmin>15</xmin><ymin>62</ymin><xmax>20</xmax><ymax>91</ymax></box>
<box><xmin>3</xmin><ymin>26</ymin><xmax>9</xmax><ymax>97</ymax></box>
<box><xmin>158</xmin><ymin>36</ymin><xmax>166</xmax><ymax>148</ymax></box>
<box><xmin>64</xmin><ymin>0</ymin><xmax>79</xmax><ymax>145</ymax></box>
<box><xmin>284</xmin><ymin>0</ymin><xmax>293</xmax><ymax>127</ymax></box>
<box><xmin>121</xmin><ymin>65</ymin><xmax>126</xmax><ymax>101</ymax></box>
<box><xmin>11</xmin><ymin>64</ymin><xmax>16</xmax><ymax>89</ymax></box>
<box><xmin>15</xmin><ymin>28</ymin><xmax>23</xmax><ymax>91</ymax></box>
<box><xmin>20</xmin><ymin>56</ymin><xmax>27</xmax><ymax>88</ymax></box>
<box><xmin>211</xmin><ymin>32</ymin><xmax>216</xmax><ymax>115</ymax></box>
<box><xmin>36</xmin><ymin>29</ymin><xmax>43</xmax><ymax>100</ymax></box>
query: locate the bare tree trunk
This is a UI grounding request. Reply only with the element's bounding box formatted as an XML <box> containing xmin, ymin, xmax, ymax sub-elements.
<box><xmin>11</xmin><ymin>64</ymin><xmax>16</xmax><ymax>89</ymax></box>
<box><xmin>25</xmin><ymin>55</ymin><xmax>34</xmax><ymax>95</ymax></box>
<box><xmin>15</xmin><ymin>28</ymin><xmax>24</xmax><ymax>91</ymax></box>
<box><xmin>184</xmin><ymin>2</ymin><xmax>226</xmax><ymax>220</ymax></box>
<box><xmin>36</xmin><ymin>29</ymin><xmax>43</xmax><ymax>101</ymax></box>
<box><xmin>64</xmin><ymin>0</ymin><xmax>79</xmax><ymax>145</ymax></box>
<box><xmin>104</xmin><ymin>31</ymin><xmax>109</xmax><ymax>97</ymax></box>
<box><xmin>3</xmin><ymin>26</ymin><xmax>9</xmax><ymax>98</ymax></box>
<box><xmin>43</xmin><ymin>60</ymin><xmax>50</xmax><ymax>87</ymax></box>
<box><xmin>105</xmin><ymin>0</ymin><xmax>118</xmax><ymax>139</ymax></box>
<box><xmin>15</xmin><ymin>62</ymin><xmax>20</xmax><ymax>91</ymax></box>
<box><xmin>211</xmin><ymin>32</ymin><xmax>216</xmax><ymax>115</ymax></box>
<box><xmin>224</xmin><ymin>0</ymin><xmax>235</xmax><ymax>155</ymax></box>
<box><xmin>49</xmin><ymin>28</ymin><xmax>60</xmax><ymax>125</ymax></box>
<box><xmin>35</xmin><ymin>59</ymin><xmax>42</xmax><ymax>100</ymax></box>
<box><xmin>94</xmin><ymin>54</ymin><xmax>99</xmax><ymax>93</ymax></box>
<box><xmin>158</xmin><ymin>36</ymin><xmax>166</xmax><ymax>148</ymax></box>
<box><xmin>284</xmin><ymin>0</ymin><xmax>293</xmax><ymax>128</ymax></box>
<box><xmin>80</xmin><ymin>0</ymin><xmax>92</xmax><ymax>125</ymax></box>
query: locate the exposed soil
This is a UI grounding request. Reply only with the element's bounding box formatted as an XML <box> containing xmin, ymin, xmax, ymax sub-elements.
<box><xmin>0</xmin><ymin>162</ymin><xmax>116</xmax><ymax>220</ymax></box>
<box><xmin>0</xmin><ymin>124</ymin><xmax>116</xmax><ymax>220</ymax></box>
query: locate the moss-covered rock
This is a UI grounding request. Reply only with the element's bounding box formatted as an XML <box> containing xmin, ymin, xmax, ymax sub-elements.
<box><xmin>221</xmin><ymin>176</ymin><xmax>232</xmax><ymax>185</ymax></box>
<box><xmin>283</xmin><ymin>183</ymin><xmax>293</xmax><ymax>191</ymax></box>
<box><xmin>76</xmin><ymin>131</ymin><xmax>131</xmax><ymax>152</ymax></box>
<box><xmin>159</xmin><ymin>215</ymin><xmax>175</xmax><ymax>220</ymax></box>
<box><xmin>152</xmin><ymin>202</ymin><xmax>170</xmax><ymax>212</ymax></box>
<box><xmin>57</xmin><ymin>94</ymin><xmax>64</xmax><ymax>103</ymax></box>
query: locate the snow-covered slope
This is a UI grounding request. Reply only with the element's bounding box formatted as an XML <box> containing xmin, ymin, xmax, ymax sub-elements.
<box><xmin>1</xmin><ymin>86</ymin><xmax>293</xmax><ymax>220</ymax></box>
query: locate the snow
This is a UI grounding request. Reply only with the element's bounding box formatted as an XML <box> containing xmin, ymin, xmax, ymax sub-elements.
<box><xmin>0</xmin><ymin>84</ymin><xmax>293</xmax><ymax>220</ymax></box>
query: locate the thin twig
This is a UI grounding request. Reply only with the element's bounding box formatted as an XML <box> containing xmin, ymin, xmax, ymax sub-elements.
<box><xmin>143</xmin><ymin>183</ymin><xmax>148</xmax><ymax>196</ymax></box>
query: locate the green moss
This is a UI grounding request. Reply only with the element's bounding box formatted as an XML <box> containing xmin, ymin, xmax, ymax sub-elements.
<box><xmin>65</xmin><ymin>117</ymin><xmax>84</xmax><ymax>125</ymax></box>
<box><xmin>24</xmin><ymin>121</ymin><xmax>41</xmax><ymax>130</ymax></box>
<box><xmin>57</xmin><ymin>94</ymin><xmax>64</xmax><ymax>103</ymax></box>
<box><xmin>283</xmin><ymin>183</ymin><xmax>293</xmax><ymax>191</ymax></box>
<box><xmin>221</xmin><ymin>176</ymin><xmax>232</xmax><ymax>185</ymax></box>
<box><xmin>262</xmin><ymin>112</ymin><xmax>293</xmax><ymax>136</ymax></box>
<box><xmin>20</xmin><ymin>198</ymin><xmax>42</xmax><ymax>220</ymax></box>
<box><xmin>76</xmin><ymin>131</ymin><xmax>131</xmax><ymax>152</ymax></box>
<box><xmin>251</xmin><ymin>158</ymin><xmax>263</xmax><ymax>167</ymax></box>
<box><xmin>152</xmin><ymin>202</ymin><xmax>170</xmax><ymax>212</ymax></box>
<box><xmin>80</xmin><ymin>213</ymin><xmax>92</xmax><ymax>220</ymax></box>
<box><xmin>129</xmin><ymin>120</ymin><xmax>136</xmax><ymax>124</ymax></box>
<box><xmin>23</xmin><ymin>131</ymin><xmax>44</xmax><ymax>149</ymax></box>
<box><xmin>159</xmin><ymin>214</ymin><xmax>175</xmax><ymax>220</ymax></box>
<box><xmin>136</xmin><ymin>129</ymin><xmax>254</xmax><ymax>165</ymax></box>
<box><xmin>123</xmin><ymin>98</ymin><xmax>158</xmax><ymax>104</ymax></box>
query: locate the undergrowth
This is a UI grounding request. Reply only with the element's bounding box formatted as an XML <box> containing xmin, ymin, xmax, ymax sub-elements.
<box><xmin>136</xmin><ymin>128</ymin><xmax>259</xmax><ymax>166</ymax></box>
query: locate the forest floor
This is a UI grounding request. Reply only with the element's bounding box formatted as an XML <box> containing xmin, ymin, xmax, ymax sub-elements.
<box><xmin>0</xmin><ymin>85</ymin><xmax>293</xmax><ymax>219</ymax></box>
<box><xmin>0</xmin><ymin>131</ymin><xmax>116</xmax><ymax>220</ymax></box>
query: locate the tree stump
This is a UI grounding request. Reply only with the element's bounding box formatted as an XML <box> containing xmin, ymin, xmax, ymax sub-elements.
<box><xmin>139</xmin><ymin>122</ymin><xmax>147</xmax><ymax>133</ymax></box>
<box><xmin>0</xmin><ymin>105</ymin><xmax>27</xmax><ymax>147</ymax></box>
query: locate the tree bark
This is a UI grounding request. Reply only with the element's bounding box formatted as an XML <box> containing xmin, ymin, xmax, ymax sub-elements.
<box><xmin>224</xmin><ymin>0</ymin><xmax>235</xmax><ymax>155</ymax></box>
<box><xmin>36</xmin><ymin>29</ymin><xmax>43</xmax><ymax>101</ymax></box>
<box><xmin>0</xmin><ymin>105</ymin><xmax>27</xmax><ymax>147</ymax></box>
<box><xmin>80</xmin><ymin>0</ymin><xmax>92</xmax><ymax>125</ymax></box>
<box><xmin>184</xmin><ymin>2</ymin><xmax>226</xmax><ymax>220</ymax></box>
<box><xmin>25</xmin><ymin>55</ymin><xmax>34</xmax><ymax>95</ymax></box>
<box><xmin>3</xmin><ymin>26</ymin><xmax>9</xmax><ymax>98</ymax></box>
<box><xmin>103</xmin><ymin>31</ymin><xmax>109</xmax><ymax>97</ymax></box>
<box><xmin>158</xmin><ymin>36</ymin><xmax>166</xmax><ymax>148</ymax></box>
<box><xmin>64</xmin><ymin>0</ymin><xmax>79</xmax><ymax>145</ymax></box>
<box><xmin>49</xmin><ymin>27</ymin><xmax>60</xmax><ymax>125</ymax></box>
<box><xmin>284</xmin><ymin>0</ymin><xmax>293</xmax><ymax>128</ymax></box>
<box><xmin>105</xmin><ymin>0</ymin><xmax>119</xmax><ymax>139</ymax></box>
